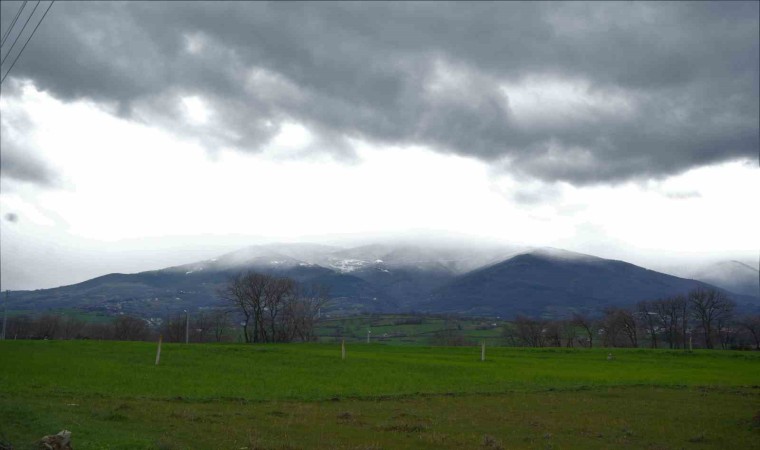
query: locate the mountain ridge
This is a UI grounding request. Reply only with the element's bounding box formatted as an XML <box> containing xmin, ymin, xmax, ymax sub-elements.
<box><xmin>6</xmin><ymin>243</ymin><xmax>758</xmax><ymax>318</ymax></box>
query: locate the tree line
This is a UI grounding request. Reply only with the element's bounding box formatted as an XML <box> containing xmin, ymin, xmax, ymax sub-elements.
<box><xmin>2</xmin><ymin>310</ymin><xmax>235</xmax><ymax>343</ymax></box>
<box><xmin>3</xmin><ymin>271</ymin><xmax>329</xmax><ymax>344</ymax></box>
<box><xmin>503</xmin><ymin>287</ymin><xmax>760</xmax><ymax>350</ymax></box>
<box><xmin>3</xmin><ymin>285</ymin><xmax>758</xmax><ymax>350</ymax></box>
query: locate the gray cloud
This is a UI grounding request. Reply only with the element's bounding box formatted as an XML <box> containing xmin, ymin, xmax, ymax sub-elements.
<box><xmin>0</xmin><ymin>92</ymin><xmax>59</xmax><ymax>187</ymax></box>
<box><xmin>4</xmin><ymin>213</ymin><xmax>18</xmax><ymax>223</ymax></box>
<box><xmin>511</xmin><ymin>183</ymin><xmax>563</xmax><ymax>206</ymax></box>
<box><xmin>0</xmin><ymin>149</ymin><xmax>57</xmax><ymax>186</ymax></box>
<box><xmin>1</xmin><ymin>1</ymin><xmax>757</xmax><ymax>185</ymax></box>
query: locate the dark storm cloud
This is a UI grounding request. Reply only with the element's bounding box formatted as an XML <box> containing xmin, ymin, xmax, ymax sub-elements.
<box><xmin>0</xmin><ymin>1</ymin><xmax>757</xmax><ymax>185</ymax></box>
<box><xmin>0</xmin><ymin>88</ymin><xmax>59</xmax><ymax>187</ymax></box>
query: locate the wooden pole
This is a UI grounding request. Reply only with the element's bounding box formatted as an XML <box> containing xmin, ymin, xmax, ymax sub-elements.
<box><xmin>481</xmin><ymin>340</ymin><xmax>486</xmax><ymax>361</ymax></box>
<box><xmin>155</xmin><ymin>335</ymin><xmax>163</xmax><ymax>365</ymax></box>
<box><xmin>341</xmin><ymin>338</ymin><xmax>346</xmax><ymax>360</ymax></box>
<box><xmin>689</xmin><ymin>334</ymin><xmax>693</xmax><ymax>352</ymax></box>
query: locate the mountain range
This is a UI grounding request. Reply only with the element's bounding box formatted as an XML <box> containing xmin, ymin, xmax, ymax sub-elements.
<box><xmin>6</xmin><ymin>242</ymin><xmax>759</xmax><ymax>318</ymax></box>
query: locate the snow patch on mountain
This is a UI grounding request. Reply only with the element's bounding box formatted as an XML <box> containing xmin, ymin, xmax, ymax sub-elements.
<box><xmin>328</xmin><ymin>259</ymin><xmax>372</xmax><ymax>273</ymax></box>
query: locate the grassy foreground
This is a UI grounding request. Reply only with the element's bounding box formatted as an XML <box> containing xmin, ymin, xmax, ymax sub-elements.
<box><xmin>1</xmin><ymin>340</ymin><xmax>759</xmax><ymax>449</ymax></box>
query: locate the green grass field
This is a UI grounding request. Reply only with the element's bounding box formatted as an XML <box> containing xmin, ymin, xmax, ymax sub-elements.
<box><xmin>1</xmin><ymin>340</ymin><xmax>759</xmax><ymax>449</ymax></box>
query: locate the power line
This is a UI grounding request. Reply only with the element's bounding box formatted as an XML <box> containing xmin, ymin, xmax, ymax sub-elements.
<box><xmin>0</xmin><ymin>0</ymin><xmax>28</xmax><ymax>49</ymax></box>
<box><xmin>0</xmin><ymin>0</ymin><xmax>40</xmax><ymax>67</ymax></box>
<box><xmin>0</xmin><ymin>0</ymin><xmax>54</xmax><ymax>85</ymax></box>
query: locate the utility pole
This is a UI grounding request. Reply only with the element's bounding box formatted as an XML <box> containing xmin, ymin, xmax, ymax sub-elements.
<box><xmin>184</xmin><ymin>309</ymin><xmax>189</xmax><ymax>344</ymax></box>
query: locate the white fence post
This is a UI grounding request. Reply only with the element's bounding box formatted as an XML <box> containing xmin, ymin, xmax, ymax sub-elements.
<box><xmin>155</xmin><ymin>335</ymin><xmax>163</xmax><ymax>365</ymax></box>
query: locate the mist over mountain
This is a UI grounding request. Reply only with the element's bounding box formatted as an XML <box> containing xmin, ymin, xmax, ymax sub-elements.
<box><xmin>657</xmin><ymin>259</ymin><xmax>760</xmax><ymax>298</ymax></box>
<box><xmin>423</xmin><ymin>248</ymin><xmax>745</xmax><ymax>317</ymax></box>
<box><xmin>686</xmin><ymin>261</ymin><xmax>759</xmax><ymax>298</ymax></box>
<box><xmin>6</xmin><ymin>242</ymin><xmax>758</xmax><ymax>319</ymax></box>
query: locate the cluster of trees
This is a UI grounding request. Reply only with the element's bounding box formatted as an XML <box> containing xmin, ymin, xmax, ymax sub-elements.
<box><xmin>220</xmin><ymin>271</ymin><xmax>329</xmax><ymax>343</ymax></box>
<box><xmin>504</xmin><ymin>288</ymin><xmax>760</xmax><ymax>350</ymax></box>
<box><xmin>3</xmin><ymin>272</ymin><xmax>329</xmax><ymax>344</ymax></box>
<box><xmin>4</xmin><ymin>284</ymin><xmax>758</xmax><ymax>350</ymax></box>
<box><xmin>1</xmin><ymin>310</ymin><xmax>235</xmax><ymax>342</ymax></box>
<box><xmin>158</xmin><ymin>310</ymin><xmax>235</xmax><ymax>343</ymax></box>
<box><xmin>3</xmin><ymin>314</ymin><xmax>90</xmax><ymax>340</ymax></box>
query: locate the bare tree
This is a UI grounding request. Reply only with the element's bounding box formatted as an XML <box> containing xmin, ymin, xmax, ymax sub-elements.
<box><xmin>209</xmin><ymin>309</ymin><xmax>232</xmax><ymax>342</ymax></box>
<box><xmin>60</xmin><ymin>316</ymin><xmax>86</xmax><ymax>340</ymax></box>
<box><xmin>637</xmin><ymin>300</ymin><xmax>659</xmax><ymax>348</ymax></box>
<box><xmin>514</xmin><ymin>316</ymin><xmax>546</xmax><ymax>347</ymax></box>
<box><xmin>162</xmin><ymin>313</ymin><xmax>186</xmax><ymax>343</ymax></box>
<box><xmin>219</xmin><ymin>273</ymin><xmax>251</xmax><ymax>342</ymax></box>
<box><xmin>35</xmin><ymin>314</ymin><xmax>61</xmax><ymax>339</ymax></box>
<box><xmin>544</xmin><ymin>320</ymin><xmax>562</xmax><ymax>347</ymax></box>
<box><xmin>677</xmin><ymin>294</ymin><xmax>689</xmax><ymax>350</ymax></box>
<box><xmin>192</xmin><ymin>311</ymin><xmax>213</xmax><ymax>342</ymax></box>
<box><xmin>688</xmin><ymin>288</ymin><xmax>735</xmax><ymax>349</ymax></box>
<box><xmin>571</xmin><ymin>312</ymin><xmax>595</xmax><ymax>348</ymax></box>
<box><xmin>112</xmin><ymin>315</ymin><xmax>148</xmax><ymax>341</ymax></box>
<box><xmin>737</xmin><ymin>315</ymin><xmax>760</xmax><ymax>350</ymax></box>
<box><xmin>222</xmin><ymin>271</ymin><xmax>329</xmax><ymax>343</ymax></box>
<box><xmin>652</xmin><ymin>295</ymin><xmax>687</xmax><ymax>349</ymax></box>
<box><xmin>262</xmin><ymin>276</ymin><xmax>296</xmax><ymax>342</ymax></box>
<box><xmin>82</xmin><ymin>321</ymin><xmax>112</xmax><ymax>340</ymax></box>
<box><xmin>7</xmin><ymin>315</ymin><xmax>33</xmax><ymax>339</ymax></box>
<box><xmin>600</xmin><ymin>308</ymin><xmax>638</xmax><ymax>347</ymax></box>
<box><xmin>219</xmin><ymin>272</ymin><xmax>270</xmax><ymax>343</ymax></box>
<box><xmin>501</xmin><ymin>322</ymin><xmax>520</xmax><ymax>346</ymax></box>
<box><xmin>559</xmin><ymin>320</ymin><xmax>577</xmax><ymax>347</ymax></box>
<box><xmin>619</xmin><ymin>309</ymin><xmax>638</xmax><ymax>347</ymax></box>
<box><xmin>284</xmin><ymin>283</ymin><xmax>329</xmax><ymax>342</ymax></box>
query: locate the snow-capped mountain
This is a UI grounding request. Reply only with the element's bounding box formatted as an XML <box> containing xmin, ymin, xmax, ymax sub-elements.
<box><xmin>6</xmin><ymin>242</ymin><xmax>759</xmax><ymax>318</ymax></box>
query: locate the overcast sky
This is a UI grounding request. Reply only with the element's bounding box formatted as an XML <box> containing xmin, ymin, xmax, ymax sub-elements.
<box><xmin>1</xmin><ymin>1</ymin><xmax>758</xmax><ymax>290</ymax></box>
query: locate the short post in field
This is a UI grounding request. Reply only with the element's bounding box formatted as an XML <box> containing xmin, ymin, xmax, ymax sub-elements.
<box><xmin>341</xmin><ymin>338</ymin><xmax>346</xmax><ymax>360</ymax></box>
<box><xmin>155</xmin><ymin>335</ymin><xmax>163</xmax><ymax>365</ymax></box>
<box><xmin>481</xmin><ymin>340</ymin><xmax>486</xmax><ymax>361</ymax></box>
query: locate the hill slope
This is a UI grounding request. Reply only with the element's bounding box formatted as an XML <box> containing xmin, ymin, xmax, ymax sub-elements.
<box><xmin>422</xmin><ymin>248</ymin><xmax>753</xmax><ymax>317</ymax></box>
<box><xmin>7</xmin><ymin>244</ymin><xmax>758</xmax><ymax>318</ymax></box>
